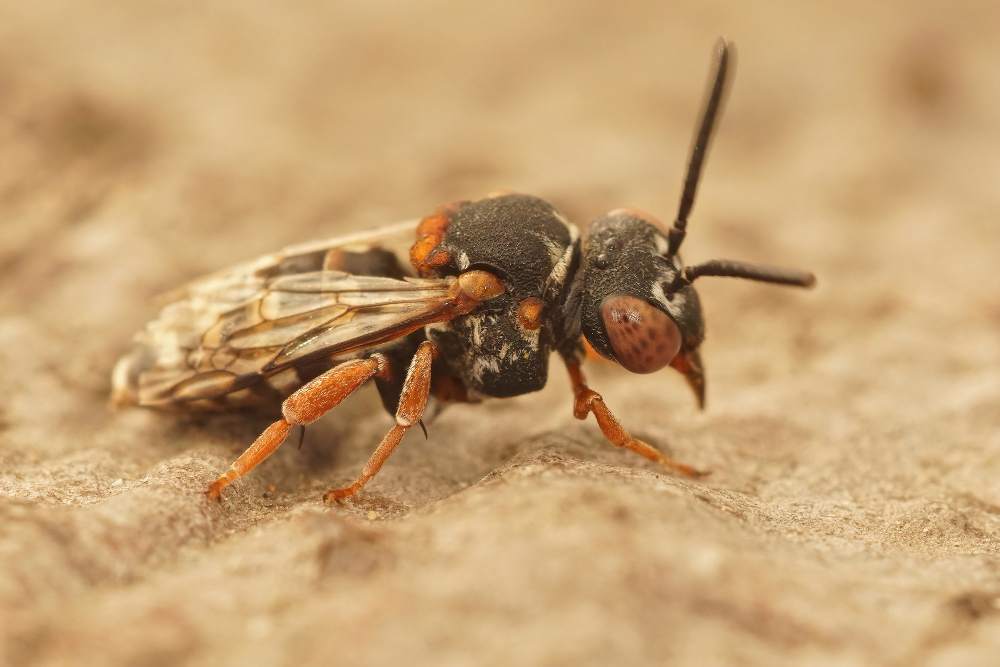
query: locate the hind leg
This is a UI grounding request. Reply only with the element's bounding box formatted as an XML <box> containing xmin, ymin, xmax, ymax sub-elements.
<box><xmin>206</xmin><ymin>354</ymin><xmax>392</xmax><ymax>499</ymax></box>
<box><xmin>325</xmin><ymin>340</ymin><xmax>438</xmax><ymax>500</ymax></box>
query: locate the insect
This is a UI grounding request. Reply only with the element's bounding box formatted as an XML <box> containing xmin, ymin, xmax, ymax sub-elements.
<box><xmin>111</xmin><ymin>39</ymin><xmax>815</xmax><ymax>502</ymax></box>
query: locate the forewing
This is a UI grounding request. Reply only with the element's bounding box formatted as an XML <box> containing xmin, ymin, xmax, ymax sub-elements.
<box><xmin>112</xmin><ymin>219</ymin><xmax>459</xmax><ymax>408</ymax></box>
<box><xmin>121</xmin><ymin>270</ymin><xmax>456</xmax><ymax>406</ymax></box>
<box><xmin>238</xmin><ymin>271</ymin><xmax>456</xmax><ymax>371</ymax></box>
<box><xmin>159</xmin><ymin>218</ymin><xmax>418</xmax><ymax>304</ymax></box>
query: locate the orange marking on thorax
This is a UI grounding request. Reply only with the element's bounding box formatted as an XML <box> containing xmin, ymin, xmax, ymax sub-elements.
<box><xmin>411</xmin><ymin>202</ymin><xmax>466</xmax><ymax>276</ymax></box>
<box><xmin>517</xmin><ymin>296</ymin><xmax>544</xmax><ymax>330</ymax></box>
<box><xmin>458</xmin><ymin>271</ymin><xmax>504</xmax><ymax>301</ymax></box>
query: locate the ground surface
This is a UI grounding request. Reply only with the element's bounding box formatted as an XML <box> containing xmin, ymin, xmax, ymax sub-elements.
<box><xmin>2</xmin><ymin>2</ymin><xmax>1000</xmax><ymax>666</ymax></box>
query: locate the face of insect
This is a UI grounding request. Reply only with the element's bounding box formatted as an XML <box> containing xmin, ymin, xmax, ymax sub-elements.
<box><xmin>573</xmin><ymin>209</ymin><xmax>706</xmax><ymax>404</ymax></box>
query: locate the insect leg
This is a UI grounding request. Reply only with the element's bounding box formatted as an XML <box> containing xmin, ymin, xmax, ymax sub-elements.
<box><xmin>205</xmin><ymin>354</ymin><xmax>392</xmax><ymax>499</ymax></box>
<box><xmin>563</xmin><ymin>358</ymin><xmax>705</xmax><ymax>478</ymax></box>
<box><xmin>324</xmin><ymin>340</ymin><xmax>438</xmax><ymax>501</ymax></box>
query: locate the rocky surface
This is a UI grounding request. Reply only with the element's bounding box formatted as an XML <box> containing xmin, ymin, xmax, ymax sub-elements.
<box><xmin>2</xmin><ymin>2</ymin><xmax>999</xmax><ymax>666</ymax></box>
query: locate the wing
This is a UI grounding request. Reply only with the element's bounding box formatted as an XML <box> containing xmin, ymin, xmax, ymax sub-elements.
<box><xmin>160</xmin><ymin>218</ymin><xmax>419</xmax><ymax>303</ymax></box>
<box><xmin>114</xmin><ymin>270</ymin><xmax>462</xmax><ymax>407</ymax></box>
<box><xmin>112</xmin><ymin>220</ymin><xmax>459</xmax><ymax>408</ymax></box>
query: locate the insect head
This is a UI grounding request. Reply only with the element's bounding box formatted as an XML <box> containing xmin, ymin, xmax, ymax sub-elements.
<box><xmin>571</xmin><ymin>40</ymin><xmax>815</xmax><ymax>407</ymax></box>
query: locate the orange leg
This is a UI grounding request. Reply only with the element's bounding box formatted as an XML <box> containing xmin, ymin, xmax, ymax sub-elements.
<box><xmin>325</xmin><ymin>340</ymin><xmax>438</xmax><ymax>501</ymax></box>
<box><xmin>565</xmin><ymin>358</ymin><xmax>705</xmax><ymax>478</ymax></box>
<box><xmin>205</xmin><ymin>354</ymin><xmax>391</xmax><ymax>499</ymax></box>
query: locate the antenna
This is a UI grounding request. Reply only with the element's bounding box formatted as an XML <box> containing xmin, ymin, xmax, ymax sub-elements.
<box><xmin>666</xmin><ymin>38</ymin><xmax>733</xmax><ymax>258</ymax></box>
<box><xmin>664</xmin><ymin>258</ymin><xmax>816</xmax><ymax>294</ymax></box>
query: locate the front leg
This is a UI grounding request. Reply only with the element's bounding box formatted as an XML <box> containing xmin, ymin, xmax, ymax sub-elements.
<box><xmin>564</xmin><ymin>357</ymin><xmax>705</xmax><ymax>478</ymax></box>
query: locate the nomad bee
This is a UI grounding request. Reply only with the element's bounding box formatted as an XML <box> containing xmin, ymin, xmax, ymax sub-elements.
<box><xmin>112</xmin><ymin>40</ymin><xmax>815</xmax><ymax>502</ymax></box>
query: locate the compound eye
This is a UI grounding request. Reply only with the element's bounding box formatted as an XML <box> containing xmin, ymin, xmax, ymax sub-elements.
<box><xmin>601</xmin><ymin>294</ymin><xmax>682</xmax><ymax>374</ymax></box>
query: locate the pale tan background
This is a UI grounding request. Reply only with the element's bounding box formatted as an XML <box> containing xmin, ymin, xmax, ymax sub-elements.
<box><xmin>2</xmin><ymin>2</ymin><xmax>999</xmax><ymax>666</ymax></box>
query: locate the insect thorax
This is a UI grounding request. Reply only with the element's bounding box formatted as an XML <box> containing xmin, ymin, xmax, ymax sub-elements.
<box><xmin>418</xmin><ymin>193</ymin><xmax>580</xmax><ymax>399</ymax></box>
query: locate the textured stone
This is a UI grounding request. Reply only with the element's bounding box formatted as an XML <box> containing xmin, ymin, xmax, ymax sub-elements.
<box><xmin>2</xmin><ymin>3</ymin><xmax>999</xmax><ymax>666</ymax></box>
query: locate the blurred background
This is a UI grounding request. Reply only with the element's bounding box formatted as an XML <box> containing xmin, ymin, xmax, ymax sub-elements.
<box><xmin>2</xmin><ymin>2</ymin><xmax>999</xmax><ymax>666</ymax></box>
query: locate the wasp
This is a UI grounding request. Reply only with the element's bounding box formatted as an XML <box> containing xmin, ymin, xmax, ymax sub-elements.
<box><xmin>112</xmin><ymin>39</ymin><xmax>815</xmax><ymax>502</ymax></box>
